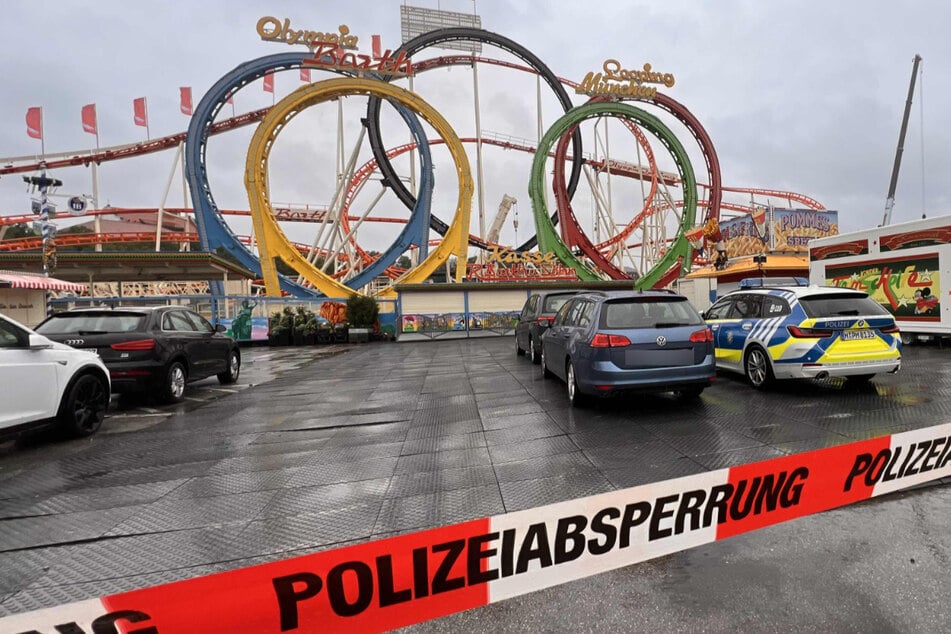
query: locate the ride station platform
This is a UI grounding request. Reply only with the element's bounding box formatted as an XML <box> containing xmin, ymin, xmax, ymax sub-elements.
<box><xmin>0</xmin><ymin>339</ymin><xmax>948</xmax><ymax>630</ymax></box>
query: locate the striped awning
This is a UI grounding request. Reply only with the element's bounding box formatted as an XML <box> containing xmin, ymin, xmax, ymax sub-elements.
<box><xmin>0</xmin><ymin>272</ymin><xmax>87</xmax><ymax>292</ymax></box>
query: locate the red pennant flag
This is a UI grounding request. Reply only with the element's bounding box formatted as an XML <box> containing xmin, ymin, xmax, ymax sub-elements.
<box><xmin>133</xmin><ymin>97</ymin><xmax>148</xmax><ymax>127</ymax></box>
<box><xmin>372</xmin><ymin>34</ymin><xmax>382</xmax><ymax>59</ymax></box>
<box><xmin>179</xmin><ymin>87</ymin><xmax>193</xmax><ymax>116</ymax></box>
<box><xmin>226</xmin><ymin>93</ymin><xmax>234</xmax><ymax>105</ymax></box>
<box><xmin>300</xmin><ymin>68</ymin><xmax>311</xmax><ymax>82</ymax></box>
<box><xmin>81</xmin><ymin>104</ymin><xmax>97</xmax><ymax>135</ymax></box>
<box><xmin>26</xmin><ymin>107</ymin><xmax>42</xmax><ymax>140</ymax></box>
<box><xmin>263</xmin><ymin>71</ymin><xmax>274</xmax><ymax>93</ymax></box>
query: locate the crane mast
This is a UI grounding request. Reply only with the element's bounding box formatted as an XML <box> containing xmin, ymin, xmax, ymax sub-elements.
<box><xmin>881</xmin><ymin>54</ymin><xmax>922</xmax><ymax>226</ymax></box>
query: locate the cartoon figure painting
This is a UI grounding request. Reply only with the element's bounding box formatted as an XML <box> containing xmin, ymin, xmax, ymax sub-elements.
<box><xmin>914</xmin><ymin>288</ymin><xmax>939</xmax><ymax>315</ymax></box>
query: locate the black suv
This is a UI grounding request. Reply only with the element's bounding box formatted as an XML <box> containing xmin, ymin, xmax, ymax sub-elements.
<box><xmin>515</xmin><ymin>290</ymin><xmax>578</xmax><ymax>364</ymax></box>
<box><xmin>35</xmin><ymin>306</ymin><xmax>240</xmax><ymax>403</ymax></box>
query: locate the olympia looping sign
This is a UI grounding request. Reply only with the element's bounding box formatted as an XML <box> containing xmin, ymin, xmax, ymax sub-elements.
<box><xmin>5</xmin><ymin>422</ymin><xmax>950</xmax><ymax>633</ymax></box>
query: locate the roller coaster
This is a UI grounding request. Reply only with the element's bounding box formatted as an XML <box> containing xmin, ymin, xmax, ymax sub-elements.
<box><xmin>1</xmin><ymin>26</ymin><xmax>826</xmax><ymax>299</ymax></box>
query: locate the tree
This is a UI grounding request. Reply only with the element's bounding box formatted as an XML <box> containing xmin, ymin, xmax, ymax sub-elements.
<box><xmin>4</xmin><ymin>223</ymin><xmax>37</xmax><ymax>240</ymax></box>
<box><xmin>346</xmin><ymin>294</ymin><xmax>379</xmax><ymax>328</ymax></box>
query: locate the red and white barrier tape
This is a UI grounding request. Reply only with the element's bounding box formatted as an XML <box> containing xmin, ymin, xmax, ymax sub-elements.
<box><xmin>6</xmin><ymin>422</ymin><xmax>951</xmax><ymax>633</ymax></box>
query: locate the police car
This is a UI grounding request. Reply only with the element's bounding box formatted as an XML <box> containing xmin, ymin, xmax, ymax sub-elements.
<box><xmin>703</xmin><ymin>282</ymin><xmax>901</xmax><ymax>388</ymax></box>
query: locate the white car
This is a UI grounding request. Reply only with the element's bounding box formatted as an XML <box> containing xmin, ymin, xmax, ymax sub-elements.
<box><xmin>0</xmin><ymin>312</ymin><xmax>110</xmax><ymax>439</ymax></box>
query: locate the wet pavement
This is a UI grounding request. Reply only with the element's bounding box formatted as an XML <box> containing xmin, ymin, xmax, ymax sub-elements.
<box><xmin>0</xmin><ymin>338</ymin><xmax>949</xmax><ymax>629</ymax></box>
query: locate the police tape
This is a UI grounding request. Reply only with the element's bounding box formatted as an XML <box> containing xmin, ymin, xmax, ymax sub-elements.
<box><xmin>6</xmin><ymin>422</ymin><xmax>951</xmax><ymax>634</ymax></box>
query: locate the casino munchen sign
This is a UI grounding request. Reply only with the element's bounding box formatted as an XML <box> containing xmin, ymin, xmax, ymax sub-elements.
<box><xmin>577</xmin><ymin>59</ymin><xmax>676</xmax><ymax>99</ymax></box>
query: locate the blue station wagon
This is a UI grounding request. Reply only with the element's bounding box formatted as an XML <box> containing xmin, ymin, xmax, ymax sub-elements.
<box><xmin>540</xmin><ymin>291</ymin><xmax>716</xmax><ymax>407</ymax></box>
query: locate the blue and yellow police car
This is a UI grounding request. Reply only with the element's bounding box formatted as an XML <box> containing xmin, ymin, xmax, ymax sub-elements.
<box><xmin>703</xmin><ymin>284</ymin><xmax>901</xmax><ymax>388</ymax></box>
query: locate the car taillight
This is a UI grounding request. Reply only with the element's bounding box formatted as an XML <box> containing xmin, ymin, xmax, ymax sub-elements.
<box><xmin>787</xmin><ymin>325</ymin><xmax>833</xmax><ymax>338</ymax></box>
<box><xmin>590</xmin><ymin>333</ymin><xmax>632</xmax><ymax>347</ymax></box>
<box><xmin>880</xmin><ymin>323</ymin><xmax>900</xmax><ymax>334</ymax></box>
<box><xmin>110</xmin><ymin>338</ymin><xmax>156</xmax><ymax>351</ymax></box>
<box><xmin>689</xmin><ymin>328</ymin><xmax>714</xmax><ymax>343</ymax></box>
<box><xmin>536</xmin><ymin>317</ymin><xmax>554</xmax><ymax>326</ymax></box>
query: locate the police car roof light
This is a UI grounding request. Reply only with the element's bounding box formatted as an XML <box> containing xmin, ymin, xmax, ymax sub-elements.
<box><xmin>738</xmin><ymin>277</ymin><xmax>808</xmax><ymax>289</ymax></box>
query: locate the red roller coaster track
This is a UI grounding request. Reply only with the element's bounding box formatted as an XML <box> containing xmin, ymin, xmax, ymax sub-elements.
<box><xmin>2</xmin><ymin>53</ymin><xmax>825</xmax><ymax>282</ymax></box>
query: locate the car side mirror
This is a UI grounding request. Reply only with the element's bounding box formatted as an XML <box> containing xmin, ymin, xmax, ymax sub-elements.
<box><xmin>215</xmin><ymin>324</ymin><xmax>228</xmax><ymax>333</ymax></box>
<box><xmin>28</xmin><ymin>333</ymin><xmax>53</xmax><ymax>349</ymax></box>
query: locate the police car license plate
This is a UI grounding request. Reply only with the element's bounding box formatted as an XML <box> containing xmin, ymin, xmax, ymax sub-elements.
<box><xmin>842</xmin><ymin>329</ymin><xmax>875</xmax><ymax>341</ymax></box>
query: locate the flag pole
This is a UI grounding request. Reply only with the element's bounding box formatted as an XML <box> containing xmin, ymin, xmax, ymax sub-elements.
<box><xmin>92</xmin><ymin>106</ymin><xmax>102</xmax><ymax>251</ymax></box>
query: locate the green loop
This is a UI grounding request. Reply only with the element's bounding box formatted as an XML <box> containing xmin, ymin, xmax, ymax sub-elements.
<box><xmin>529</xmin><ymin>101</ymin><xmax>697</xmax><ymax>287</ymax></box>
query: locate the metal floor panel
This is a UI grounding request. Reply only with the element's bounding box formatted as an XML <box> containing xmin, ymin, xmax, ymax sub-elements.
<box><xmin>499</xmin><ymin>471</ymin><xmax>615</xmax><ymax>512</ymax></box>
<box><xmin>386</xmin><ymin>464</ymin><xmax>500</xmax><ymax>498</ymax></box>
<box><xmin>1</xmin><ymin>339</ymin><xmax>950</xmax><ymax>616</ymax></box>
<box><xmin>483</xmin><ymin>422</ymin><xmax>568</xmax><ymax>446</ymax></box>
<box><xmin>400</xmin><ymin>432</ymin><xmax>488</xmax><ymax>455</ymax></box>
<box><xmin>487</xmin><ymin>434</ymin><xmax>581</xmax><ymax>464</ymax></box>
<box><xmin>602</xmin><ymin>457</ymin><xmax>710</xmax><ymax>489</ymax></box>
<box><xmin>373</xmin><ymin>484</ymin><xmax>505</xmax><ymax>534</ymax></box>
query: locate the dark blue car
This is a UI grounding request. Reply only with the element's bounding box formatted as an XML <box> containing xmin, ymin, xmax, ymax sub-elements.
<box><xmin>540</xmin><ymin>291</ymin><xmax>716</xmax><ymax>407</ymax></box>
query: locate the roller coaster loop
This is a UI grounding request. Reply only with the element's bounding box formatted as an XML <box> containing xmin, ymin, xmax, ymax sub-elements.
<box><xmin>246</xmin><ymin>77</ymin><xmax>472</xmax><ymax>299</ymax></box>
<box><xmin>364</xmin><ymin>28</ymin><xmax>584</xmax><ymax>252</ymax></box>
<box><xmin>532</xmin><ymin>101</ymin><xmax>697</xmax><ymax>288</ymax></box>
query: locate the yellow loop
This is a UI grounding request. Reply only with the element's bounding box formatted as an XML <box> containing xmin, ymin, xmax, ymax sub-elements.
<box><xmin>245</xmin><ymin>77</ymin><xmax>473</xmax><ymax>298</ymax></box>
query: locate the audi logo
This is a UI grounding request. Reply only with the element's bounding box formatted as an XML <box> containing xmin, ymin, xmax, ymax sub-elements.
<box><xmin>64</xmin><ymin>339</ymin><xmax>84</xmax><ymax>346</ymax></box>
<box><xmin>656</xmin><ymin>336</ymin><xmax>667</xmax><ymax>347</ymax></box>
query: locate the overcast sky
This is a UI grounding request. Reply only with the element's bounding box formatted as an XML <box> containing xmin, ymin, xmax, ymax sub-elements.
<box><xmin>2</xmin><ymin>0</ymin><xmax>949</xmax><ymax>255</ymax></box>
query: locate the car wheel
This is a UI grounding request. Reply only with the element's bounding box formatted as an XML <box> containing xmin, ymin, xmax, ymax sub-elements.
<box><xmin>163</xmin><ymin>361</ymin><xmax>188</xmax><ymax>404</ymax></box>
<box><xmin>900</xmin><ymin>333</ymin><xmax>916</xmax><ymax>346</ymax></box>
<box><xmin>529</xmin><ymin>337</ymin><xmax>541</xmax><ymax>365</ymax></box>
<box><xmin>744</xmin><ymin>345</ymin><xmax>774</xmax><ymax>390</ymax></box>
<box><xmin>540</xmin><ymin>345</ymin><xmax>554</xmax><ymax>378</ymax></box>
<box><xmin>515</xmin><ymin>334</ymin><xmax>525</xmax><ymax>356</ymax></box>
<box><xmin>676</xmin><ymin>386</ymin><xmax>705</xmax><ymax>399</ymax></box>
<box><xmin>58</xmin><ymin>373</ymin><xmax>109</xmax><ymax>437</ymax></box>
<box><xmin>217</xmin><ymin>350</ymin><xmax>241</xmax><ymax>385</ymax></box>
<box><xmin>566</xmin><ymin>360</ymin><xmax>587</xmax><ymax>408</ymax></box>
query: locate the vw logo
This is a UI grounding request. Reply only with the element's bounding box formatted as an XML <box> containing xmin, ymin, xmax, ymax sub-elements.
<box><xmin>64</xmin><ymin>339</ymin><xmax>84</xmax><ymax>346</ymax></box>
<box><xmin>656</xmin><ymin>335</ymin><xmax>667</xmax><ymax>347</ymax></box>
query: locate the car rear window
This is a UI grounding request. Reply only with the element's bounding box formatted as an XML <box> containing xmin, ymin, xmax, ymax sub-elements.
<box><xmin>798</xmin><ymin>294</ymin><xmax>890</xmax><ymax>318</ymax></box>
<box><xmin>36</xmin><ymin>312</ymin><xmax>147</xmax><ymax>334</ymax></box>
<box><xmin>543</xmin><ymin>294</ymin><xmax>575</xmax><ymax>313</ymax></box>
<box><xmin>600</xmin><ymin>298</ymin><xmax>703</xmax><ymax>328</ymax></box>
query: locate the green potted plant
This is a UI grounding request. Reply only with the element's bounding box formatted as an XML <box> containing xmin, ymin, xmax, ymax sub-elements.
<box><xmin>346</xmin><ymin>295</ymin><xmax>379</xmax><ymax>343</ymax></box>
<box><xmin>316</xmin><ymin>320</ymin><xmax>333</xmax><ymax>344</ymax></box>
<box><xmin>268</xmin><ymin>310</ymin><xmax>290</xmax><ymax>346</ymax></box>
<box><xmin>280</xmin><ymin>306</ymin><xmax>296</xmax><ymax>346</ymax></box>
<box><xmin>300</xmin><ymin>316</ymin><xmax>319</xmax><ymax>345</ymax></box>
<box><xmin>292</xmin><ymin>306</ymin><xmax>311</xmax><ymax>346</ymax></box>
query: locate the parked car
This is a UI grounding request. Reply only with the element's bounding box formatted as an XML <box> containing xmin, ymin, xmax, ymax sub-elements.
<box><xmin>0</xmin><ymin>312</ymin><xmax>110</xmax><ymax>439</ymax></box>
<box><xmin>703</xmin><ymin>284</ymin><xmax>901</xmax><ymax>389</ymax></box>
<box><xmin>540</xmin><ymin>291</ymin><xmax>716</xmax><ymax>407</ymax></box>
<box><xmin>515</xmin><ymin>290</ymin><xmax>579</xmax><ymax>364</ymax></box>
<box><xmin>35</xmin><ymin>306</ymin><xmax>240</xmax><ymax>403</ymax></box>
